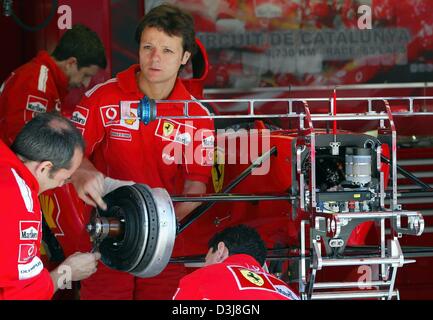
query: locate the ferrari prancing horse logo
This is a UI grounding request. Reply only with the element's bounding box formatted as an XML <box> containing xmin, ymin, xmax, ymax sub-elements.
<box><xmin>240</xmin><ymin>269</ymin><xmax>265</xmax><ymax>286</ymax></box>
<box><xmin>163</xmin><ymin>121</ymin><xmax>174</xmax><ymax>136</ymax></box>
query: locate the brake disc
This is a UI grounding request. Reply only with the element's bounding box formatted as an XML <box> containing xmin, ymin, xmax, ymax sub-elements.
<box><xmin>87</xmin><ymin>184</ymin><xmax>176</xmax><ymax>278</ymax></box>
<box><xmin>131</xmin><ymin>185</ymin><xmax>176</xmax><ymax>278</ymax></box>
<box><xmin>95</xmin><ymin>185</ymin><xmax>148</xmax><ymax>272</ymax></box>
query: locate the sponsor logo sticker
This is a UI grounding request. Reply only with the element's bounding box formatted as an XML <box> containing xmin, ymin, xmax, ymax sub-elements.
<box><xmin>25</xmin><ymin>95</ymin><xmax>48</xmax><ymax>122</ymax></box>
<box><xmin>201</xmin><ymin>130</ymin><xmax>215</xmax><ymax>148</ymax></box>
<box><xmin>109</xmin><ymin>128</ymin><xmax>132</xmax><ymax>141</ymax></box>
<box><xmin>202</xmin><ymin>148</ymin><xmax>214</xmax><ymax>166</ymax></box>
<box><xmin>18</xmin><ymin>256</ymin><xmax>44</xmax><ymax>280</ymax></box>
<box><xmin>19</xmin><ymin>221</ymin><xmax>39</xmax><ymax>240</ymax></box>
<box><xmin>240</xmin><ymin>269</ymin><xmax>265</xmax><ymax>286</ymax></box>
<box><xmin>100</xmin><ymin>105</ymin><xmax>120</xmax><ymax>127</ymax></box>
<box><xmin>120</xmin><ymin>108</ymin><xmax>139</xmax><ymax>130</ymax></box>
<box><xmin>162</xmin><ymin>152</ymin><xmax>175</xmax><ymax>163</ymax></box>
<box><xmin>71</xmin><ymin>106</ymin><xmax>89</xmax><ymax>126</ymax></box>
<box><xmin>274</xmin><ymin>285</ymin><xmax>299</xmax><ymax>300</ymax></box>
<box><xmin>155</xmin><ymin>119</ymin><xmax>180</xmax><ymax>141</ymax></box>
<box><xmin>26</xmin><ymin>95</ymin><xmax>48</xmax><ymax>113</ymax></box>
<box><xmin>163</xmin><ymin>121</ymin><xmax>175</xmax><ymax>136</ymax></box>
<box><xmin>228</xmin><ymin>265</ymin><xmax>275</xmax><ymax>291</ymax></box>
<box><xmin>18</xmin><ymin>243</ymin><xmax>37</xmax><ymax>264</ymax></box>
<box><xmin>175</xmin><ymin>132</ymin><xmax>192</xmax><ymax>146</ymax></box>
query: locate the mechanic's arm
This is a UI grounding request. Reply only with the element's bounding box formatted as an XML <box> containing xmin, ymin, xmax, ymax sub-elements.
<box><xmin>175</xmin><ymin>179</ymin><xmax>207</xmax><ymax>221</ymax></box>
<box><xmin>71</xmin><ymin>157</ymin><xmax>107</xmax><ymax>210</ymax></box>
<box><xmin>50</xmin><ymin>252</ymin><xmax>101</xmax><ymax>293</ymax></box>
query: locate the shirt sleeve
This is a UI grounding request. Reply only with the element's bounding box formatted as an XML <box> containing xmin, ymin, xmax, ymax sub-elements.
<box><xmin>0</xmin><ymin>172</ymin><xmax>54</xmax><ymax>300</ymax></box>
<box><xmin>71</xmin><ymin>92</ymin><xmax>106</xmax><ymax>158</ymax></box>
<box><xmin>182</xmin><ymin>102</ymin><xmax>215</xmax><ymax>184</ymax></box>
<box><xmin>0</xmin><ymin>269</ymin><xmax>54</xmax><ymax>300</ymax></box>
<box><xmin>0</xmin><ymin>72</ymin><xmax>58</xmax><ymax>145</ymax></box>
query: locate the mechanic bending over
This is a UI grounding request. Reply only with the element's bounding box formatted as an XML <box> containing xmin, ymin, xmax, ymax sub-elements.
<box><xmin>0</xmin><ymin>24</ymin><xmax>107</xmax><ymax>145</ymax></box>
<box><xmin>0</xmin><ymin>112</ymin><xmax>100</xmax><ymax>300</ymax></box>
<box><xmin>174</xmin><ymin>225</ymin><xmax>299</xmax><ymax>300</ymax></box>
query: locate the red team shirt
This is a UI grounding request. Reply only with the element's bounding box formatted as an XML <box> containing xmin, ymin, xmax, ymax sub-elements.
<box><xmin>72</xmin><ymin>64</ymin><xmax>214</xmax><ymax>192</ymax></box>
<box><xmin>0</xmin><ymin>141</ymin><xmax>54</xmax><ymax>300</ymax></box>
<box><xmin>173</xmin><ymin>254</ymin><xmax>299</xmax><ymax>300</ymax></box>
<box><xmin>0</xmin><ymin>51</ymin><xmax>68</xmax><ymax>145</ymax></box>
<box><xmin>72</xmin><ymin>64</ymin><xmax>214</xmax><ymax>299</ymax></box>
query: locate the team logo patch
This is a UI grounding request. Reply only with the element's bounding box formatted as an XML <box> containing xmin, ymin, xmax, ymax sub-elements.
<box><xmin>163</xmin><ymin>121</ymin><xmax>175</xmax><ymax>136</ymax></box>
<box><xmin>18</xmin><ymin>243</ymin><xmax>37</xmax><ymax>264</ymax></box>
<box><xmin>240</xmin><ymin>269</ymin><xmax>265</xmax><ymax>286</ymax></box>
<box><xmin>123</xmin><ymin>112</ymin><xmax>136</xmax><ymax>126</ymax></box>
<box><xmin>201</xmin><ymin>148</ymin><xmax>214</xmax><ymax>166</ymax></box>
<box><xmin>71</xmin><ymin>106</ymin><xmax>89</xmax><ymax>126</ymax></box>
<box><xmin>162</xmin><ymin>152</ymin><xmax>175</xmax><ymax>164</ymax></box>
<box><xmin>25</xmin><ymin>95</ymin><xmax>48</xmax><ymax>122</ymax></box>
<box><xmin>273</xmin><ymin>285</ymin><xmax>299</xmax><ymax>300</ymax></box>
<box><xmin>228</xmin><ymin>265</ymin><xmax>275</xmax><ymax>291</ymax></box>
<box><xmin>120</xmin><ymin>108</ymin><xmax>139</xmax><ymax>130</ymax></box>
<box><xmin>201</xmin><ymin>130</ymin><xmax>215</xmax><ymax>148</ymax></box>
<box><xmin>18</xmin><ymin>256</ymin><xmax>43</xmax><ymax>280</ymax></box>
<box><xmin>19</xmin><ymin>221</ymin><xmax>39</xmax><ymax>240</ymax></box>
<box><xmin>26</xmin><ymin>95</ymin><xmax>48</xmax><ymax>113</ymax></box>
<box><xmin>175</xmin><ymin>132</ymin><xmax>192</xmax><ymax>146</ymax></box>
<box><xmin>100</xmin><ymin>105</ymin><xmax>120</xmax><ymax>127</ymax></box>
<box><xmin>155</xmin><ymin>119</ymin><xmax>180</xmax><ymax>141</ymax></box>
<box><xmin>109</xmin><ymin>128</ymin><xmax>132</xmax><ymax>141</ymax></box>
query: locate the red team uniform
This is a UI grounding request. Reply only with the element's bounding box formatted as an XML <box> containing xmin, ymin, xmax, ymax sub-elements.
<box><xmin>0</xmin><ymin>51</ymin><xmax>68</xmax><ymax>145</ymax></box>
<box><xmin>72</xmin><ymin>64</ymin><xmax>214</xmax><ymax>299</ymax></box>
<box><xmin>173</xmin><ymin>254</ymin><xmax>299</xmax><ymax>300</ymax></box>
<box><xmin>0</xmin><ymin>141</ymin><xmax>54</xmax><ymax>300</ymax></box>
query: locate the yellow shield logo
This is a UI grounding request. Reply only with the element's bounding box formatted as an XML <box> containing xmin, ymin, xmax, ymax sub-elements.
<box><xmin>240</xmin><ymin>269</ymin><xmax>264</xmax><ymax>286</ymax></box>
<box><xmin>163</xmin><ymin>121</ymin><xmax>174</xmax><ymax>136</ymax></box>
<box><xmin>124</xmin><ymin>112</ymin><xmax>136</xmax><ymax>125</ymax></box>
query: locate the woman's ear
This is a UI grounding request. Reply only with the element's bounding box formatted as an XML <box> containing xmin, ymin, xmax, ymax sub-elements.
<box><xmin>181</xmin><ymin>51</ymin><xmax>191</xmax><ymax>65</ymax></box>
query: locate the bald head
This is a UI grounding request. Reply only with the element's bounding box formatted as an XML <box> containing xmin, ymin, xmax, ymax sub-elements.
<box><xmin>11</xmin><ymin>112</ymin><xmax>85</xmax><ymax>172</ymax></box>
<box><xmin>49</xmin><ymin>117</ymin><xmax>72</xmax><ymax>131</ymax></box>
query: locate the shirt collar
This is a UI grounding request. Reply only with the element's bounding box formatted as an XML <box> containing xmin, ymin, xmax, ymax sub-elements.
<box><xmin>35</xmin><ymin>51</ymin><xmax>69</xmax><ymax>100</ymax></box>
<box><xmin>117</xmin><ymin>64</ymin><xmax>191</xmax><ymax>100</ymax></box>
<box><xmin>117</xmin><ymin>64</ymin><xmax>141</xmax><ymax>96</ymax></box>
<box><xmin>0</xmin><ymin>141</ymin><xmax>39</xmax><ymax>193</ymax></box>
<box><xmin>224</xmin><ymin>254</ymin><xmax>262</xmax><ymax>267</ymax></box>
